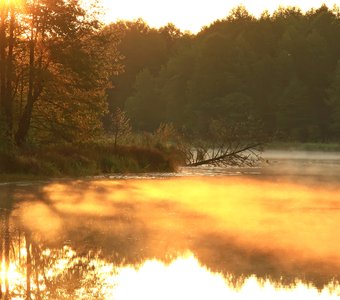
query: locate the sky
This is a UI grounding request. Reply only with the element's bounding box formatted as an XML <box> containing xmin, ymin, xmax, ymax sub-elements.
<box><xmin>100</xmin><ymin>0</ymin><xmax>340</xmax><ymax>33</ymax></box>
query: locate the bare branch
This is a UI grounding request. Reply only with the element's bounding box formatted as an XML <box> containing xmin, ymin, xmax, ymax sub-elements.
<box><xmin>185</xmin><ymin>143</ymin><xmax>262</xmax><ymax>167</ymax></box>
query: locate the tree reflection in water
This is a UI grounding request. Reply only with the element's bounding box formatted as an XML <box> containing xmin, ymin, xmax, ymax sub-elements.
<box><xmin>0</xmin><ymin>177</ymin><xmax>339</xmax><ymax>299</ymax></box>
<box><xmin>0</xmin><ymin>243</ymin><xmax>339</xmax><ymax>300</ymax></box>
<box><xmin>0</xmin><ymin>228</ymin><xmax>114</xmax><ymax>299</ymax></box>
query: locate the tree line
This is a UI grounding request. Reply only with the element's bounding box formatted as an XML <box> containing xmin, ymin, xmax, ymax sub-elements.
<box><xmin>2</xmin><ymin>2</ymin><xmax>340</xmax><ymax>151</ymax></box>
<box><xmin>107</xmin><ymin>5</ymin><xmax>340</xmax><ymax>143</ymax></box>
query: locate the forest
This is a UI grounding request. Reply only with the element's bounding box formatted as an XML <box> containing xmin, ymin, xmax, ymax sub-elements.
<box><xmin>1</xmin><ymin>1</ymin><xmax>340</xmax><ymax>176</ymax></box>
<box><xmin>109</xmin><ymin>5</ymin><xmax>340</xmax><ymax>143</ymax></box>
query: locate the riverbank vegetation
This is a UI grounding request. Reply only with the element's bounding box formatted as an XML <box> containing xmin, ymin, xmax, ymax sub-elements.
<box><xmin>0</xmin><ymin>142</ymin><xmax>181</xmax><ymax>178</ymax></box>
<box><xmin>1</xmin><ymin>1</ymin><xmax>340</xmax><ymax>178</ymax></box>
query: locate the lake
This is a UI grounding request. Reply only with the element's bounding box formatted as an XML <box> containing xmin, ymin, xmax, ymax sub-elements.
<box><xmin>0</xmin><ymin>150</ymin><xmax>340</xmax><ymax>299</ymax></box>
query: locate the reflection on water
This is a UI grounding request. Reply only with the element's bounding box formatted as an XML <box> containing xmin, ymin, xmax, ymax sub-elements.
<box><xmin>0</xmin><ymin>154</ymin><xmax>340</xmax><ymax>298</ymax></box>
<box><xmin>1</xmin><ymin>245</ymin><xmax>340</xmax><ymax>300</ymax></box>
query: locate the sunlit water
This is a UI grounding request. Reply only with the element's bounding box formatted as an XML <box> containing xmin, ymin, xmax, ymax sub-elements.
<box><xmin>3</xmin><ymin>247</ymin><xmax>340</xmax><ymax>300</ymax></box>
<box><xmin>0</xmin><ymin>150</ymin><xmax>340</xmax><ymax>299</ymax></box>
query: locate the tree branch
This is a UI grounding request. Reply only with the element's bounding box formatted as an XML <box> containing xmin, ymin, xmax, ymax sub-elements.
<box><xmin>185</xmin><ymin>143</ymin><xmax>262</xmax><ymax>167</ymax></box>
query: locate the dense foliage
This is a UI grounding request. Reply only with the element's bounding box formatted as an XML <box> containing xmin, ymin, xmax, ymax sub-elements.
<box><xmin>2</xmin><ymin>1</ymin><xmax>340</xmax><ymax>169</ymax></box>
<box><xmin>109</xmin><ymin>5</ymin><xmax>340</xmax><ymax>142</ymax></box>
<box><xmin>0</xmin><ymin>0</ymin><xmax>122</xmax><ymax>149</ymax></box>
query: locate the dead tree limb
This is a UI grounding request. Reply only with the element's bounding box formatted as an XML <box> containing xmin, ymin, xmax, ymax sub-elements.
<box><xmin>185</xmin><ymin>143</ymin><xmax>262</xmax><ymax>167</ymax></box>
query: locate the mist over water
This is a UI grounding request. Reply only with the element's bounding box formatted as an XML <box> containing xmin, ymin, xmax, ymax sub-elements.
<box><xmin>1</xmin><ymin>150</ymin><xmax>340</xmax><ymax>298</ymax></box>
<box><xmin>15</xmin><ymin>177</ymin><xmax>340</xmax><ymax>281</ymax></box>
<box><xmin>262</xmin><ymin>150</ymin><xmax>340</xmax><ymax>179</ymax></box>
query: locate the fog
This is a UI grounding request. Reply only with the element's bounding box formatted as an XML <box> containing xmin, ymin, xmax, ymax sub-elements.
<box><xmin>7</xmin><ymin>171</ymin><xmax>340</xmax><ymax>287</ymax></box>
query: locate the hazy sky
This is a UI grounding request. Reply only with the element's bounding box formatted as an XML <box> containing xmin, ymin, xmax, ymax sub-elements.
<box><xmin>100</xmin><ymin>0</ymin><xmax>339</xmax><ymax>33</ymax></box>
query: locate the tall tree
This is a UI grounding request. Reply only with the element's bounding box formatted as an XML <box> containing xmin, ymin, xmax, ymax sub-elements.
<box><xmin>0</xmin><ymin>0</ymin><xmax>18</xmax><ymax>148</ymax></box>
<box><xmin>0</xmin><ymin>0</ymin><xmax>122</xmax><ymax>147</ymax></box>
<box><xmin>106</xmin><ymin>20</ymin><xmax>180</xmax><ymax>115</ymax></box>
<box><xmin>125</xmin><ymin>68</ymin><xmax>164</xmax><ymax>131</ymax></box>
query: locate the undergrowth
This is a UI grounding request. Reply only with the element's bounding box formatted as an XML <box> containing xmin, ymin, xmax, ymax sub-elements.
<box><xmin>0</xmin><ymin>142</ymin><xmax>183</xmax><ymax>179</ymax></box>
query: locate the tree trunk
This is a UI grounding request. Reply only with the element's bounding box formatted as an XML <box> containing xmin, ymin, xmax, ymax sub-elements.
<box><xmin>15</xmin><ymin>100</ymin><xmax>34</xmax><ymax>147</ymax></box>
<box><xmin>0</xmin><ymin>209</ymin><xmax>3</xmax><ymax>300</ymax></box>
<box><xmin>25</xmin><ymin>232</ymin><xmax>32</xmax><ymax>300</ymax></box>
<box><xmin>33</xmin><ymin>245</ymin><xmax>41</xmax><ymax>300</ymax></box>
<box><xmin>0</xmin><ymin>7</ymin><xmax>7</xmax><ymax>122</ymax></box>
<box><xmin>4</xmin><ymin>7</ymin><xmax>15</xmax><ymax>143</ymax></box>
<box><xmin>15</xmin><ymin>17</ymin><xmax>35</xmax><ymax>147</ymax></box>
<box><xmin>0</xmin><ymin>5</ymin><xmax>15</xmax><ymax>146</ymax></box>
<box><xmin>4</xmin><ymin>210</ymin><xmax>10</xmax><ymax>300</ymax></box>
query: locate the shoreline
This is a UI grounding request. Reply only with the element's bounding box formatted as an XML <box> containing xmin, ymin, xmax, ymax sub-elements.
<box><xmin>1</xmin><ymin>142</ymin><xmax>340</xmax><ymax>184</ymax></box>
<box><xmin>0</xmin><ymin>143</ymin><xmax>182</xmax><ymax>183</ymax></box>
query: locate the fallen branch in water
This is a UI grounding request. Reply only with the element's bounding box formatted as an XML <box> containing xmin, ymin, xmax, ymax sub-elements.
<box><xmin>185</xmin><ymin>143</ymin><xmax>262</xmax><ymax>167</ymax></box>
<box><xmin>184</xmin><ymin>143</ymin><xmax>262</xmax><ymax>167</ymax></box>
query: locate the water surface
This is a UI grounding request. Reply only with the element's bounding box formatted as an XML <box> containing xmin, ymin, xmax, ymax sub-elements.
<box><xmin>0</xmin><ymin>150</ymin><xmax>340</xmax><ymax>299</ymax></box>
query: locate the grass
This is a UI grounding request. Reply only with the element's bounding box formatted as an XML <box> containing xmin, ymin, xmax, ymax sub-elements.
<box><xmin>0</xmin><ymin>142</ymin><xmax>184</xmax><ymax>182</ymax></box>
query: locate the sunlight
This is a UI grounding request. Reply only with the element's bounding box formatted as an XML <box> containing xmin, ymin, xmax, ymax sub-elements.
<box><xmin>0</xmin><ymin>243</ymin><xmax>339</xmax><ymax>299</ymax></box>
<box><xmin>100</xmin><ymin>0</ymin><xmax>339</xmax><ymax>32</ymax></box>
<box><xmin>4</xmin><ymin>248</ymin><xmax>340</xmax><ymax>300</ymax></box>
<box><xmin>0</xmin><ymin>0</ymin><xmax>22</xmax><ymax>7</ymax></box>
<box><xmin>0</xmin><ymin>261</ymin><xmax>26</xmax><ymax>295</ymax></box>
<box><xmin>110</xmin><ymin>253</ymin><xmax>340</xmax><ymax>300</ymax></box>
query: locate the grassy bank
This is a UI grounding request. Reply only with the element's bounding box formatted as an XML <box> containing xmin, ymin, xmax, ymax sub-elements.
<box><xmin>0</xmin><ymin>143</ymin><xmax>184</xmax><ymax>182</ymax></box>
<box><xmin>265</xmin><ymin>142</ymin><xmax>340</xmax><ymax>152</ymax></box>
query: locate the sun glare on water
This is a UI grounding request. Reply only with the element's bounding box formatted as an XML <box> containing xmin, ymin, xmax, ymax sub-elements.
<box><xmin>0</xmin><ymin>0</ymin><xmax>21</xmax><ymax>7</ymax></box>
<box><xmin>112</xmin><ymin>253</ymin><xmax>340</xmax><ymax>300</ymax></box>
<box><xmin>1</xmin><ymin>248</ymin><xmax>339</xmax><ymax>300</ymax></box>
<box><xmin>0</xmin><ymin>261</ymin><xmax>26</xmax><ymax>296</ymax></box>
